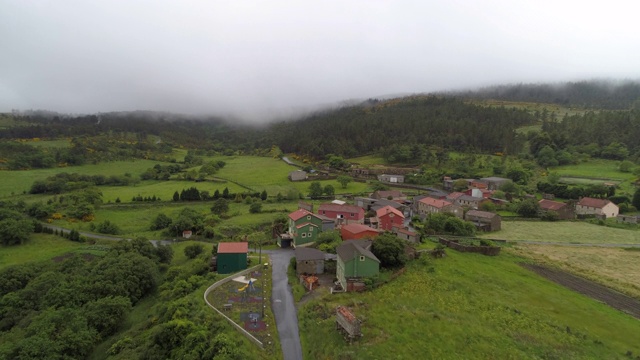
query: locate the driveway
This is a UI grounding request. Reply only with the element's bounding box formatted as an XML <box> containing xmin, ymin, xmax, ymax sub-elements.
<box><xmin>268</xmin><ymin>248</ymin><xmax>303</xmax><ymax>360</ymax></box>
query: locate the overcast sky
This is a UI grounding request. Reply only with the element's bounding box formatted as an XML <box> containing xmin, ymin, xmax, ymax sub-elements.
<box><xmin>1</xmin><ymin>0</ymin><xmax>639</xmax><ymax>121</ymax></box>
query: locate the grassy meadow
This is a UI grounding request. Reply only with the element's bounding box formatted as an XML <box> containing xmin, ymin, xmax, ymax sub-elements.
<box><xmin>0</xmin><ymin>159</ymin><xmax>175</xmax><ymax>198</ymax></box>
<box><xmin>510</xmin><ymin>244</ymin><xmax>640</xmax><ymax>299</ymax></box>
<box><xmin>299</xmin><ymin>248</ymin><xmax>640</xmax><ymax>359</ymax></box>
<box><xmin>481</xmin><ymin>221</ymin><xmax>640</xmax><ymax>244</ymax></box>
<box><xmin>0</xmin><ymin>233</ymin><xmax>90</xmax><ymax>270</ymax></box>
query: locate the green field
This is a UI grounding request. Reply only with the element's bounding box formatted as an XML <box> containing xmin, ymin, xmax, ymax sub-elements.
<box><xmin>0</xmin><ymin>233</ymin><xmax>98</xmax><ymax>270</ymax></box>
<box><xmin>481</xmin><ymin>220</ymin><xmax>640</xmax><ymax>244</ymax></box>
<box><xmin>0</xmin><ymin>159</ymin><xmax>176</xmax><ymax>197</ymax></box>
<box><xmin>299</xmin><ymin>249</ymin><xmax>640</xmax><ymax>359</ymax></box>
<box><xmin>348</xmin><ymin>155</ymin><xmax>388</xmax><ymax>166</ymax></box>
<box><xmin>552</xmin><ymin>159</ymin><xmax>631</xmax><ymax>181</ymax></box>
<box><xmin>19</xmin><ymin>139</ymin><xmax>72</xmax><ymax>148</ymax></box>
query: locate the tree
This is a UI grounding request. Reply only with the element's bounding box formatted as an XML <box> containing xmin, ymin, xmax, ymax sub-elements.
<box><xmin>249</xmin><ymin>202</ymin><xmax>262</xmax><ymax>214</ymax></box>
<box><xmin>632</xmin><ymin>188</ymin><xmax>640</xmax><ymax>210</ymax></box>
<box><xmin>516</xmin><ymin>199</ymin><xmax>540</xmax><ymax>218</ymax></box>
<box><xmin>323</xmin><ymin>184</ymin><xmax>335</xmax><ymax>196</ymax></box>
<box><xmin>173</xmin><ymin>191</ymin><xmax>180</xmax><ymax>202</ymax></box>
<box><xmin>308</xmin><ymin>181</ymin><xmax>323</xmax><ymax>198</ymax></box>
<box><xmin>96</xmin><ymin>220</ymin><xmax>120</xmax><ymax>235</ymax></box>
<box><xmin>0</xmin><ymin>218</ymin><xmax>33</xmax><ymax>245</ymax></box>
<box><xmin>210</xmin><ymin>199</ymin><xmax>229</xmax><ymax>215</ymax></box>
<box><xmin>184</xmin><ymin>244</ymin><xmax>204</xmax><ymax>259</ymax></box>
<box><xmin>336</xmin><ymin>175</ymin><xmax>353</xmax><ymax>189</ymax></box>
<box><xmin>260</xmin><ymin>190</ymin><xmax>268</xmax><ymax>201</ymax></box>
<box><xmin>151</xmin><ymin>213</ymin><xmax>172</xmax><ymax>230</ymax></box>
<box><xmin>619</xmin><ymin>160</ymin><xmax>635</xmax><ymax>173</ymax></box>
<box><xmin>222</xmin><ymin>187</ymin><xmax>230</xmax><ymax>199</ymax></box>
<box><xmin>453</xmin><ymin>179</ymin><xmax>468</xmax><ymax>192</ymax></box>
<box><xmin>372</xmin><ymin>233</ymin><xmax>407</xmax><ymax>268</ymax></box>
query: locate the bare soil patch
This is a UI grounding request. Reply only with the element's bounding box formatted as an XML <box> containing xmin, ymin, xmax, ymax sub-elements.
<box><xmin>522</xmin><ymin>264</ymin><xmax>640</xmax><ymax>320</ymax></box>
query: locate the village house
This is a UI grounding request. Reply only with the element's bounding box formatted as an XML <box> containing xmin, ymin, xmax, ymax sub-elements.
<box><xmin>617</xmin><ymin>214</ymin><xmax>640</xmax><ymax>224</ymax></box>
<box><xmin>288</xmin><ymin>170</ymin><xmax>308</xmax><ymax>181</ymax></box>
<box><xmin>417</xmin><ymin>197</ymin><xmax>463</xmax><ymax>218</ymax></box>
<box><xmin>453</xmin><ymin>195</ymin><xmax>484</xmax><ymax>210</ymax></box>
<box><xmin>216</xmin><ymin>242</ymin><xmax>248</xmax><ymax>274</ymax></box>
<box><xmin>340</xmin><ymin>223</ymin><xmax>381</xmax><ymax>240</ymax></box>
<box><xmin>182</xmin><ymin>230</ymin><xmax>192</xmax><ymax>239</ymax></box>
<box><xmin>465</xmin><ymin>188</ymin><xmax>493</xmax><ymax>199</ymax></box>
<box><xmin>279</xmin><ymin>209</ymin><xmax>324</xmax><ymax>248</ymax></box>
<box><xmin>479</xmin><ymin>177</ymin><xmax>511</xmax><ymax>190</ymax></box>
<box><xmin>377</xmin><ymin>174</ymin><xmax>405</xmax><ymax>183</ymax></box>
<box><xmin>376</xmin><ymin>205</ymin><xmax>404</xmax><ymax>231</ymax></box>
<box><xmin>538</xmin><ymin>199</ymin><xmax>575</xmax><ymax>220</ymax></box>
<box><xmin>575</xmin><ymin>197</ymin><xmax>619</xmax><ymax>218</ymax></box>
<box><xmin>465</xmin><ymin>210</ymin><xmax>501</xmax><ymax>231</ymax></box>
<box><xmin>445</xmin><ymin>192</ymin><xmax>466</xmax><ymax>202</ymax></box>
<box><xmin>295</xmin><ymin>247</ymin><xmax>326</xmax><ymax>275</ymax></box>
<box><xmin>317</xmin><ymin>203</ymin><xmax>365</xmax><ymax>225</ymax></box>
<box><xmin>336</xmin><ymin>240</ymin><xmax>380</xmax><ymax>292</ymax></box>
<box><xmin>371</xmin><ymin>190</ymin><xmax>406</xmax><ymax>201</ymax></box>
<box><xmin>392</xmin><ymin>226</ymin><xmax>420</xmax><ymax>243</ymax></box>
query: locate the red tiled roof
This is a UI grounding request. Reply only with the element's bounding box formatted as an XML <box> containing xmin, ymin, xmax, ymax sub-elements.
<box><xmin>289</xmin><ymin>208</ymin><xmax>313</xmax><ymax>221</ymax></box>
<box><xmin>446</xmin><ymin>192</ymin><xmax>465</xmax><ymax>200</ymax></box>
<box><xmin>419</xmin><ymin>197</ymin><xmax>452</xmax><ymax>209</ymax></box>
<box><xmin>218</xmin><ymin>242</ymin><xmax>248</xmax><ymax>254</ymax></box>
<box><xmin>538</xmin><ymin>199</ymin><xmax>567</xmax><ymax>211</ymax></box>
<box><xmin>341</xmin><ymin>223</ymin><xmax>380</xmax><ymax>234</ymax></box>
<box><xmin>578</xmin><ymin>197</ymin><xmax>611</xmax><ymax>209</ymax></box>
<box><xmin>318</xmin><ymin>203</ymin><xmax>363</xmax><ymax>213</ymax></box>
<box><xmin>376</xmin><ymin>205</ymin><xmax>404</xmax><ymax>218</ymax></box>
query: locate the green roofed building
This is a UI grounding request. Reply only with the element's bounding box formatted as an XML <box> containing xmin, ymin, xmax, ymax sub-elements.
<box><xmin>336</xmin><ymin>240</ymin><xmax>380</xmax><ymax>292</ymax></box>
<box><xmin>217</xmin><ymin>242</ymin><xmax>248</xmax><ymax>274</ymax></box>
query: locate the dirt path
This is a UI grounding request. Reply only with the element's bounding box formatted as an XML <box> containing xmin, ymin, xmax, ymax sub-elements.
<box><xmin>522</xmin><ymin>264</ymin><xmax>640</xmax><ymax>319</ymax></box>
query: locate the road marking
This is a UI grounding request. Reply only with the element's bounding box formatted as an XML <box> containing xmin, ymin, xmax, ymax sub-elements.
<box><xmin>274</xmin><ymin>299</ymin><xmax>282</xmax><ymax>303</ymax></box>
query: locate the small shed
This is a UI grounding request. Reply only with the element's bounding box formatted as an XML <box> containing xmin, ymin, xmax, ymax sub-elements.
<box><xmin>182</xmin><ymin>230</ymin><xmax>192</xmax><ymax>239</ymax></box>
<box><xmin>217</xmin><ymin>242</ymin><xmax>248</xmax><ymax>274</ymax></box>
<box><xmin>289</xmin><ymin>170</ymin><xmax>308</xmax><ymax>181</ymax></box>
<box><xmin>465</xmin><ymin>210</ymin><xmax>501</xmax><ymax>231</ymax></box>
<box><xmin>295</xmin><ymin>247</ymin><xmax>326</xmax><ymax>275</ymax></box>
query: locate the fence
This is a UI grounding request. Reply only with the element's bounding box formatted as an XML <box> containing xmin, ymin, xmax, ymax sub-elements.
<box><xmin>203</xmin><ymin>264</ymin><xmax>264</xmax><ymax>348</ymax></box>
<box><xmin>438</xmin><ymin>237</ymin><xmax>501</xmax><ymax>256</ymax></box>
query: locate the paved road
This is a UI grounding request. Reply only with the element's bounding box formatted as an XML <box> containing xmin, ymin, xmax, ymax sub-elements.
<box><xmin>268</xmin><ymin>248</ymin><xmax>303</xmax><ymax>360</ymax></box>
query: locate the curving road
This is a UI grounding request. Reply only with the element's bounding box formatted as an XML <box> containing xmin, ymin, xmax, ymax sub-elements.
<box><xmin>268</xmin><ymin>248</ymin><xmax>303</xmax><ymax>360</ymax></box>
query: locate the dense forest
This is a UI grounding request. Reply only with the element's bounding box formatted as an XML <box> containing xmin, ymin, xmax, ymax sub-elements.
<box><xmin>454</xmin><ymin>80</ymin><xmax>640</xmax><ymax>110</ymax></box>
<box><xmin>2</xmin><ymin>80</ymin><xmax>640</xmax><ymax>166</ymax></box>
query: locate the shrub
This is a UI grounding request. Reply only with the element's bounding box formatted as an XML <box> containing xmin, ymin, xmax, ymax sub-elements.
<box><xmin>184</xmin><ymin>244</ymin><xmax>204</xmax><ymax>259</ymax></box>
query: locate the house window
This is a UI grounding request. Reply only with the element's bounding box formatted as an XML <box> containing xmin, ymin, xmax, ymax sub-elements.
<box><xmin>302</xmin><ymin>233</ymin><xmax>306</xmax><ymax>238</ymax></box>
<box><xmin>322</xmin><ymin>211</ymin><xmax>325</xmax><ymax>215</ymax></box>
<box><xmin>350</xmin><ymin>213</ymin><xmax>354</xmax><ymax>217</ymax></box>
<box><xmin>359</xmin><ymin>256</ymin><xmax>365</xmax><ymax>261</ymax></box>
<box><xmin>307</xmin><ymin>215</ymin><xmax>311</xmax><ymax>220</ymax></box>
<box><xmin>310</xmin><ymin>227</ymin><xmax>313</xmax><ymax>231</ymax></box>
<box><xmin>308</xmin><ymin>233</ymin><xmax>312</xmax><ymax>237</ymax></box>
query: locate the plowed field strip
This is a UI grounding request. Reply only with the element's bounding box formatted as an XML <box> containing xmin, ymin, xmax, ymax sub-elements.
<box><xmin>522</xmin><ymin>264</ymin><xmax>640</xmax><ymax>319</ymax></box>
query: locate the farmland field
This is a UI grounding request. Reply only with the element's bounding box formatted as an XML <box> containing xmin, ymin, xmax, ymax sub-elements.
<box><xmin>0</xmin><ymin>233</ymin><xmax>94</xmax><ymax>270</ymax></box>
<box><xmin>0</xmin><ymin>159</ymin><xmax>175</xmax><ymax>197</ymax></box>
<box><xmin>510</xmin><ymin>244</ymin><xmax>640</xmax><ymax>299</ymax></box>
<box><xmin>481</xmin><ymin>220</ymin><xmax>640</xmax><ymax>244</ymax></box>
<box><xmin>552</xmin><ymin>159</ymin><xmax>632</xmax><ymax>182</ymax></box>
<box><xmin>299</xmin><ymin>248</ymin><xmax>640</xmax><ymax>359</ymax></box>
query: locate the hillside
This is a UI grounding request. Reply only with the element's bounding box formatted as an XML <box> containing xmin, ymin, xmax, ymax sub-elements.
<box><xmin>453</xmin><ymin>80</ymin><xmax>640</xmax><ymax>110</ymax></box>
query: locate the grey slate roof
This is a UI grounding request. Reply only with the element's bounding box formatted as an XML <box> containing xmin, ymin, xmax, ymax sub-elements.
<box><xmin>295</xmin><ymin>247</ymin><xmax>326</xmax><ymax>261</ymax></box>
<box><xmin>336</xmin><ymin>240</ymin><xmax>380</xmax><ymax>263</ymax></box>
